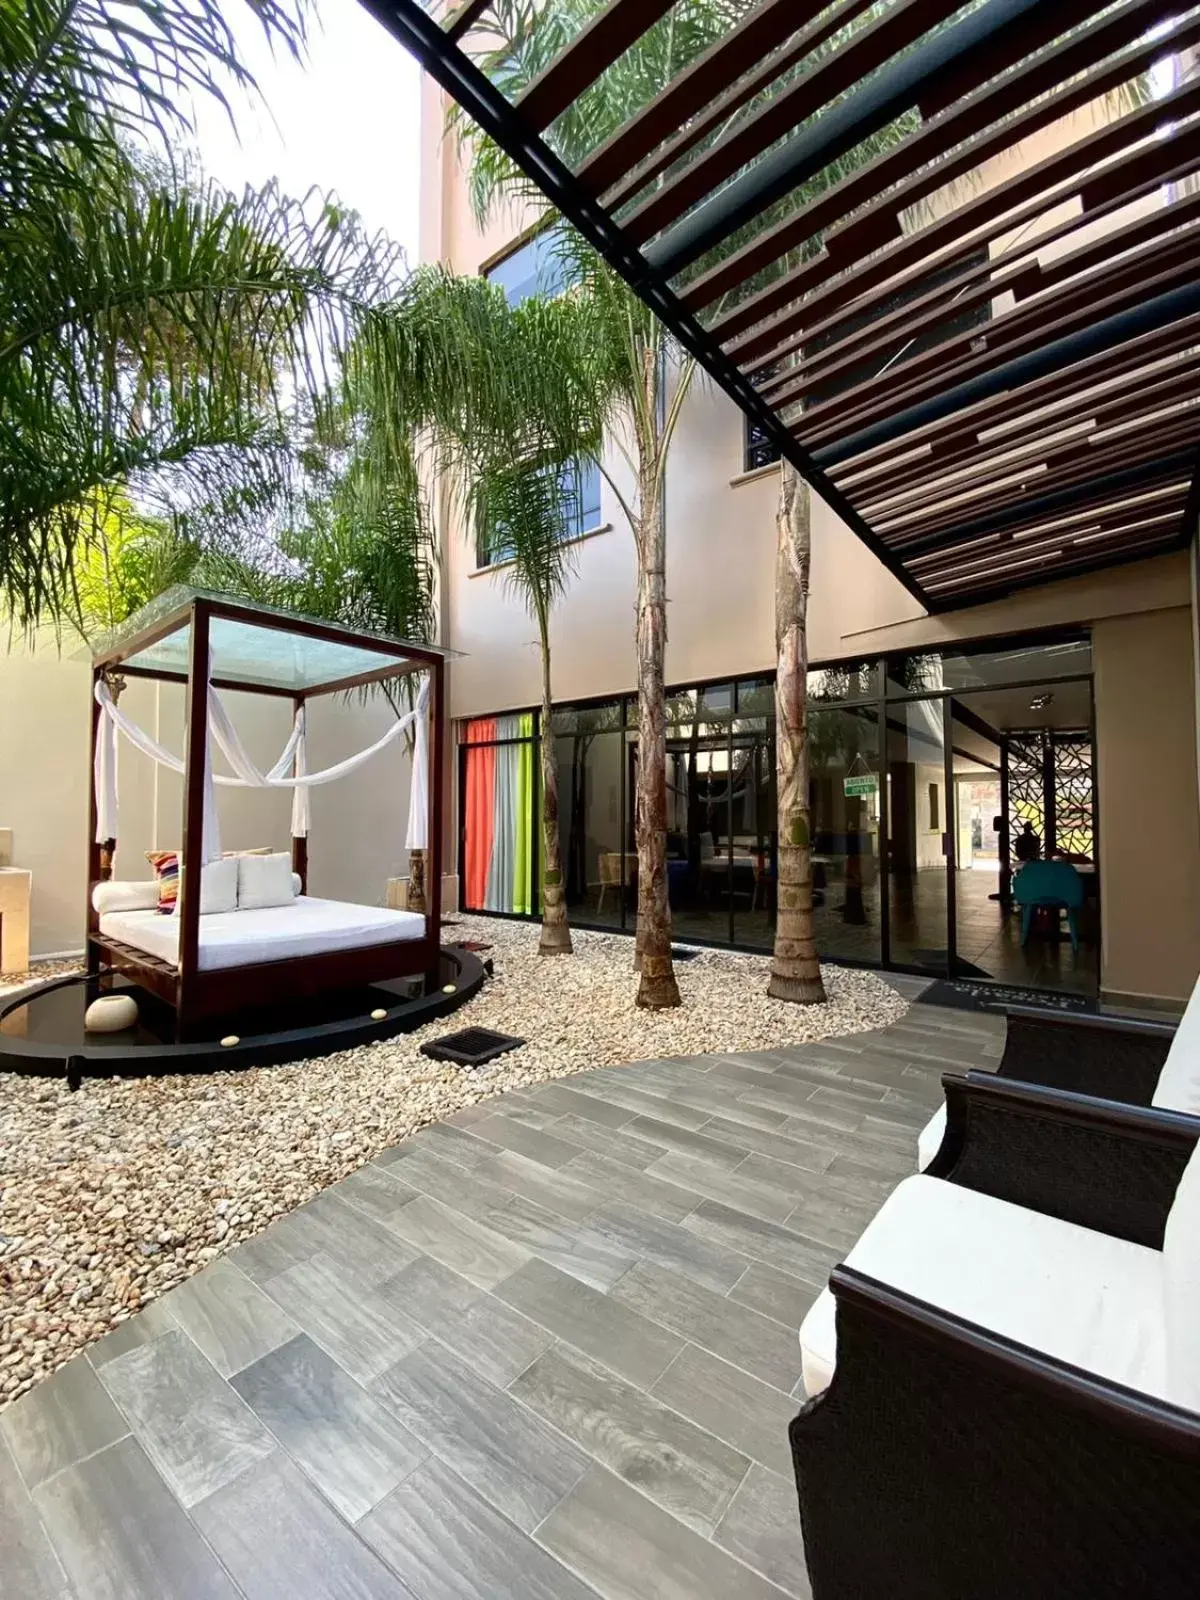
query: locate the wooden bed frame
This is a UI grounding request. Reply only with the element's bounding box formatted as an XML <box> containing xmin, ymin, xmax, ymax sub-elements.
<box><xmin>87</xmin><ymin>593</ymin><xmax>447</xmax><ymax>1037</ymax></box>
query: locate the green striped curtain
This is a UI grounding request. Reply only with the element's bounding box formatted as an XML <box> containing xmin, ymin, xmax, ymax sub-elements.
<box><xmin>513</xmin><ymin>713</ymin><xmax>534</xmax><ymax>914</ymax></box>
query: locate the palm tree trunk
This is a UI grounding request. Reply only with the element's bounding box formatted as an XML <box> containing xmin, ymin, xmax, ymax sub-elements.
<box><xmin>536</xmin><ymin>611</ymin><xmax>572</xmax><ymax>955</ymax></box>
<box><xmin>633</xmin><ymin>448</ymin><xmax>680</xmax><ymax>1009</ymax></box>
<box><xmin>769</xmin><ymin>460</ymin><xmax>826</xmax><ymax>1005</ymax></box>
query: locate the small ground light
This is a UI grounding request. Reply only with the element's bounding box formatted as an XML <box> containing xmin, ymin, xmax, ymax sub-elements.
<box><xmin>220</xmin><ymin>1035</ymin><xmax>239</xmax><ymax>1048</ymax></box>
<box><xmin>442</xmin><ymin>984</ymin><xmax>456</xmax><ymax>994</ymax></box>
<box><xmin>371</xmin><ymin>1008</ymin><xmax>387</xmax><ymax>1021</ymax></box>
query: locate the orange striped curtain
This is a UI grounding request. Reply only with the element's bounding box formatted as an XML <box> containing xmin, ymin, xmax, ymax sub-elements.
<box><xmin>463</xmin><ymin>719</ymin><xmax>496</xmax><ymax>909</ymax></box>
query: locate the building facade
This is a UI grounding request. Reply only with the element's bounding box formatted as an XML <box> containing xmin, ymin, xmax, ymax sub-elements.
<box><xmin>420</xmin><ymin>74</ymin><xmax>1200</xmax><ymax>1011</ymax></box>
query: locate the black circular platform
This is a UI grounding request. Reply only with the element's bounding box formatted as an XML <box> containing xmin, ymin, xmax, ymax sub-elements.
<box><xmin>0</xmin><ymin>945</ymin><xmax>487</xmax><ymax>1082</ymax></box>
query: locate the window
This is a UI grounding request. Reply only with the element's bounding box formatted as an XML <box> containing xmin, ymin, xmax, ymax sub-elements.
<box><xmin>744</xmin><ymin>415</ymin><xmax>781</xmax><ymax>473</ymax></box>
<box><xmin>479</xmin><ymin>231</ymin><xmax>603</xmax><ymax>569</ymax></box>
<box><xmin>485</xmin><ymin>229</ymin><xmax>569</xmax><ymax>308</ymax></box>
<box><xmin>475</xmin><ymin>459</ymin><xmax>603</xmax><ymax>569</ymax></box>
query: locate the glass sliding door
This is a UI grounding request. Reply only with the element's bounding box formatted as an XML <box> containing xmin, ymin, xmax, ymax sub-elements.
<box><xmin>554</xmin><ymin>700</ymin><xmax>625</xmax><ymax>931</ymax></box>
<box><xmin>731</xmin><ymin>678</ymin><xmax>775</xmax><ymax>950</ymax></box>
<box><xmin>808</xmin><ymin>703</ymin><xmax>882</xmax><ymax>966</ymax></box>
<box><xmin>948</xmin><ymin>682</ymin><xmax>1098</xmax><ymax>996</ymax></box>
<box><xmin>884</xmin><ymin>698</ymin><xmax>951</xmax><ymax>973</ymax></box>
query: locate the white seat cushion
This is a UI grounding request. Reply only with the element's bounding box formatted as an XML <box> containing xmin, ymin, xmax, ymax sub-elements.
<box><xmin>1151</xmin><ymin>976</ymin><xmax>1200</xmax><ymax>1115</ymax></box>
<box><xmin>917</xmin><ymin>1104</ymin><xmax>946</xmax><ymax>1171</ymax></box>
<box><xmin>799</xmin><ymin>1175</ymin><xmax>1165</xmax><ymax>1402</ymax></box>
<box><xmin>1163</xmin><ymin>1142</ymin><xmax>1200</xmax><ymax>1411</ymax></box>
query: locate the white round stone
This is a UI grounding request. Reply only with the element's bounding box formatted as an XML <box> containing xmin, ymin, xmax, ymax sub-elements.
<box><xmin>220</xmin><ymin>1035</ymin><xmax>240</xmax><ymax>1048</ymax></box>
<box><xmin>370</xmin><ymin>1008</ymin><xmax>387</xmax><ymax>1021</ymax></box>
<box><xmin>84</xmin><ymin>994</ymin><xmax>138</xmax><ymax>1033</ymax></box>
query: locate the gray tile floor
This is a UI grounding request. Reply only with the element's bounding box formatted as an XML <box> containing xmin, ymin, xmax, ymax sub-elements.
<box><xmin>0</xmin><ymin>984</ymin><xmax>1006</xmax><ymax>1599</ymax></box>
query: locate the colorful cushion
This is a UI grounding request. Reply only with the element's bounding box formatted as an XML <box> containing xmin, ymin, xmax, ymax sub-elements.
<box><xmin>146</xmin><ymin>851</ymin><xmax>179</xmax><ymax>914</ymax></box>
<box><xmin>144</xmin><ymin>854</ymin><xmax>239</xmax><ymax>916</ymax></box>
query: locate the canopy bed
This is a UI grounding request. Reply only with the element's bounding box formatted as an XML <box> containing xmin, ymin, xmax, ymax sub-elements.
<box><xmin>86</xmin><ymin>589</ymin><xmax>451</xmax><ymax>1035</ymax></box>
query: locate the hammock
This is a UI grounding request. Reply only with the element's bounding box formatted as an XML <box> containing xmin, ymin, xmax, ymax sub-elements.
<box><xmin>94</xmin><ymin>675</ymin><xmax>429</xmax><ymax>863</ymax></box>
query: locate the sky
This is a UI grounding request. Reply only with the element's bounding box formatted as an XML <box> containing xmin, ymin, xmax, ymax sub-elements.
<box><xmin>185</xmin><ymin>0</ymin><xmax>424</xmax><ymax>261</ymax></box>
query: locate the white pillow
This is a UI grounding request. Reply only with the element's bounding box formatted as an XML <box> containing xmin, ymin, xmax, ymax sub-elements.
<box><xmin>92</xmin><ymin>880</ymin><xmax>159</xmax><ymax>914</ymax></box>
<box><xmin>175</xmin><ymin>856</ymin><xmax>239</xmax><ymax>916</ymax></box>
<box><xmin>237</xmin><ymin>852</ymin><xmax>297</xmax><ymax>911</ymax></box>
<box><xmin>291</xmin><ymin>872</ymin><xmax>303</xmax><ymax>896</ymax></box>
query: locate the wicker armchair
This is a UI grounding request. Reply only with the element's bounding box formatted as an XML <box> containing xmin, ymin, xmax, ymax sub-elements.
<box><xmin>917</xmin><ymin>995</ymin><xmax>1190</xmax><ymax>1171</ymax></box>
<box><xmin>793</xmin><ymin>1085</ymin><xmax>1200</xmax><ymax>1599</ymax></box>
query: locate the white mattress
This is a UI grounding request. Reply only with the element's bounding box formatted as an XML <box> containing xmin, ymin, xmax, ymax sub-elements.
<box><xmin>99</xmin><ymin>895</ymin><xmax>426</xmax><ymax>971</ymax></box>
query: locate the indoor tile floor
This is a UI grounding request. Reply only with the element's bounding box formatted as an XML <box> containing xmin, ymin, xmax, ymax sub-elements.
<box><xmin>0</xmin><ymin>983</ymin><xmax>1007</xmax><ymax>1600</ymax></box>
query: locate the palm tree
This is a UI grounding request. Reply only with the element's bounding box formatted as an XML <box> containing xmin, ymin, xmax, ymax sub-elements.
<box><xmin>473</xmin><ymin>461</ymin><xmax>579</xmax><ymax>953</ymax></box>
<box><xmin>1</xmin><ymin>0</ymin><xmax>399</xmax><ymax>633</ymax></box>
<box><xmin>358</xmin><ymin>269</ymin><xmax>605</xmax><ymax>953</ymax></box>
<box><xmin>561</xmin><ymin>240</ymin><xmax>695</xmax><ymax>1006</ymax></box>
<box><xmin>449</xmin><ymin>2</ymin><xmax>752</xmax><ymax>1007</ymax></box>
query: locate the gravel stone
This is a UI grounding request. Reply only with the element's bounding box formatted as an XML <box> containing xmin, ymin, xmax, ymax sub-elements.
<box><xmin>0</xmin><ymin>917</ymin><xmax>906</xmax><ymax>1405</ymax></box>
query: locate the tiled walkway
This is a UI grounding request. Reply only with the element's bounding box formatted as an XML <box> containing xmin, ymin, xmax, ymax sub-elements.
<box><xmin>0</xmin><ymin>983</ymin><xmax>1005</xmax><ymax>1599</ymax></box>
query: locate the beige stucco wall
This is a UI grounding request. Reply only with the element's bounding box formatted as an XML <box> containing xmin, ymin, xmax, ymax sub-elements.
<box><xmin>1094</xmin><ymin>607</ymin><xmax>1200</xmax><ymax>1006</ymax></box>
<box><xmin>0</xmin><ymin>640</ymin><xmax>415</xmax><ymax>960</ymax></box>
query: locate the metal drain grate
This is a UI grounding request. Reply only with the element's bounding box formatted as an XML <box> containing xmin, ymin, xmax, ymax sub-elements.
<box><xmin>420</xmin><ymin>1027</ymin><xmax>525</xmax><ymax>1067</ymax></box>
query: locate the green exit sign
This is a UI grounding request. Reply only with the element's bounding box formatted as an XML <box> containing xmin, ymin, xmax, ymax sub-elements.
<box><xmin>843</xmin><ymin>774</ymin><xmax>879</xmax><ymax>798</ymax></box>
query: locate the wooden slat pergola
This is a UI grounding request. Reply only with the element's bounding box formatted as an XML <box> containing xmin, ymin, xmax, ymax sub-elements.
<box><xmin>359</xmin><ymin>0</ymin><xmax>1200</xmax><ymax>611</ymax></box>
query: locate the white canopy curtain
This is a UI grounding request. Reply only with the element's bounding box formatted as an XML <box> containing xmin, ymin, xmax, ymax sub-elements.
<box><xmin>94</xmin><ymin>675</ymin><xmax>430</xmax><ymax>864</ymax></box>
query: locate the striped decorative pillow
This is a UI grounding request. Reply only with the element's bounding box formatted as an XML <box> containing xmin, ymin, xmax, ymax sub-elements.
<box><xmin>145</xmin><ymin>851</ymin><xmax>180</xmax><ymax>914</ymax></box>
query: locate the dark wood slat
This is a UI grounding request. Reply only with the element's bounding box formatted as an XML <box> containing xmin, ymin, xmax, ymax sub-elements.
<box><xmin>620</xmin><ymin>0</ymin><xmax>963</xmax><ymax>248</ymax></box>
<box><xmin>882</xmin><ymin>438</ymin><xmax>1200</xmax><ymax>546</ymax></box>
<box><xmin>682</xmin><ymin>0</ymin><xmax>1158</xmax><ymax>317</ymax></box>
<box><xmin>857</xmin><ymin>366</ymin><xmax>1200</xmax><ymax>508</ymax></box>
<box><xmin>829</xmin><ymin>314</ymin><xmax>1200</xmax><ymax>482</ymax></box>
<box><xmin>751</xmin><ymin>141</ymin><xmax>1200</xmax><ymax>388</ymax></box>
<box><xmin>916</xmin><ymin>0</ymin><xmax>1122</xmax><ymax>120</ymax></box>
<box><xmin>922</xmin><ymin>526</ymin><xmax>1185</xmax><ymax>596</ymax></box>
<box><xmin>770</xmin><ymin>201</ymin><xmax>1200</xmax><ymax>414</ymax></box>
<box><xmin>911</xmin><ymin>512</ymin><xmax>1182</xmax><ymax>585</ymax></box>
<box><xmin>706</xmin><ymin>44</ymin><xmax>1200</xmax><ymax>350</ymax></box>
<box><xmin>886</xmin><ymin>457</ymin><xmax>1194</xmax><ymax>554</ymax></box>
<box><xmin>892</xmin><ymin>476</ymin><xmax>1189</xmax><ymax>557</ymax></box>
<box><xmin>516</xmin><ymin>0</ymin><xmax>677</xmax><ymax>134</ymax></box>
<box><xmin>874</xmin><ymin>421</ymin><xmax>1200</xmax><ymax>539</ymax></box>
<box><xmin>917</xmin><ymin>529</ymin><xmax>1182</xmax><ymax>600</ymax></box>
<box><xmin>855</xmin><ymin>366</ymin><xmax>1200</xmax><ymax>509</ymax></box>
<box><xmin>796</xmin><ymin>251</ymin><xmax>1200</xmax><ymax>454</ymax></box>
<box><xmin>581</xmin><ymin>0</ymin><xmax>865</xmax><ymax>203</ymax></box>
<box><xmin>765</xmin><ymin>260</ymin><xmax>1038</xmax><ymax>410</ymax></box>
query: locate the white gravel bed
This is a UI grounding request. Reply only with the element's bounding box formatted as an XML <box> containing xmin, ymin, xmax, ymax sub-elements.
<box><xmin>0</xmin><ymin>917</ymin><xmax>906</xmax><ymax>1405</ymax></box>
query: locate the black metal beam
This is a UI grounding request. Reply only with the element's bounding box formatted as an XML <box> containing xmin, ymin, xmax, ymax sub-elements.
<box><xmin>354</xmin><ymin>0</ymin><xmax>937</xmax><ymax>612</ymax></box>
<box><xmin>643</xmin><ymin>0</ymin><xmax>1047</xmax><ymax>279</ymax></box>
<box><xmin>812</xmin><ymin>281</ymin><xmax>1200</xmax><ymax>468</ymax></box>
